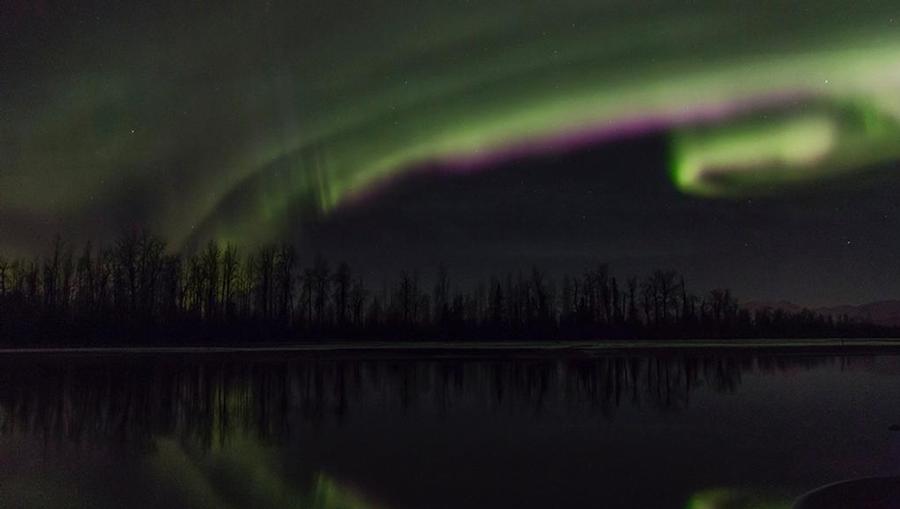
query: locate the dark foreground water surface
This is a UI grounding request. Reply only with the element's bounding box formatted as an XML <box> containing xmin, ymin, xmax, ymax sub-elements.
<box><xmin>1</xmin><ymin>348</ymin><xmax>899</xmax><ymax>509</ymax></box>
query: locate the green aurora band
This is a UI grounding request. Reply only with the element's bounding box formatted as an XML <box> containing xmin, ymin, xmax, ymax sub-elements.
<box><xmin>4</xmin><ymin>1</ymin><xmax>900</xmax><ymax>250</ymax></box>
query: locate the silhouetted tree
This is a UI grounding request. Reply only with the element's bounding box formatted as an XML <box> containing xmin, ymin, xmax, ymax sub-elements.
<box><xmin>333</xmin><ymin>262</ymin><xmax>351</xmax><ymax>329</ymax></box>
<box><xmin>221</xmin><ymin>244</ymin><xmax>239</xmax><ymax>319</ymax></box>
<box><xmin>350</xmin><ymin>277</ymin><xmax>367</xmax><ymax>329</ymax></box>
<box><xmin>0</xmin><ymin>233</ymin><xmax>893</xmax><ymax>344</ymax></box>
<box><xmin>312</xmin><ymin>255</ymin><xmax>330</xmax><ymax>328</ymax></box>
<box><xmin>275</xmin><ymin>245</ymin><xmax>296</xmax><ymax>324</ymax></box>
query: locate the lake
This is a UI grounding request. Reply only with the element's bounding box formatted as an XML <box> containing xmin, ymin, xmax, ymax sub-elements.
<box><xmin>0</xmin><ymin>347</ymin><xmax>898</xmax><ymax>508</ymax></box>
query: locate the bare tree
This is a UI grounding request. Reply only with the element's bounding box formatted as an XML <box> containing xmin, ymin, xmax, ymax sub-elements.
<box><xmin>311</xmin><ymin>255</ymin><xmax>330</xmax><ymax>327</ymax></box>
<box><xmin>221</xmin><ymin>245</ymin><xmax>239</xmax><ymax>319</ymax></box>
<box><xmin>433</xmin><ymin>265</ymin><xmax>450</xmax><ymax>326</ymax></box>
<box><xmin>200</xmin><ymin>240</ymin><xmax>220</xmax><ymax>320</ymax></box>
<box><xmin>275</xmin><ymin>244</ymin><xmax>296</xmax><ymax>323</ymax></box>
<box><xmin>350</xmin><ymin>277</ymin><xmax>368</xmax><ymax>328</ymax></box>
<box><xmin>255</xmin><ymin>246</ymin><xmax>276</xmax><ymax>320</ymax></box>
<box><xmin>332</xmin><ymin>262</ymin><xmax>351</xmax><ymax>329</ymax></box>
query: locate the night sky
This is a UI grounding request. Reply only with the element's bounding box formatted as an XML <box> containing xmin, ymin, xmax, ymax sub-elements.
<box><xmin>3</xmin><ymin>0</ymin><xmax>900</xmax><ymax>305</ymax></box>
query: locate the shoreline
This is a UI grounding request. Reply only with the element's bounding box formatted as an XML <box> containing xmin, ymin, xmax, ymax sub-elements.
<box><xmin>1</xmin><ymin>338</ymin><xmax>900</xmax><ymax>355</ymax></box>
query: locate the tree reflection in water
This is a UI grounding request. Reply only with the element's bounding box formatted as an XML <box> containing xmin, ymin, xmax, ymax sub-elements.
<box><xmin>0</xmin><ymin>353</ymin><xmax>845</xmax><ymax>450</ymax></box>
<box><xmin>0</xmin><ymin>352</ymin><xmax>861</xmax><ymax>508</ymax></box>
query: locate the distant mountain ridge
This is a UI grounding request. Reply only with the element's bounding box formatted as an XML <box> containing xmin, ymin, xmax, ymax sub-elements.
<box><xmin>742</xmin><ymin>300</ymin><xmax>900</xmax><ymax>327</ymax></box>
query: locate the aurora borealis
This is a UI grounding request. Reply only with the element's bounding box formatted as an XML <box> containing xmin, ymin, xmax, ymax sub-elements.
<box><xmin>4</xmin><ymin>0</ymin><xmax>900</xmax><ymax>303</ymax></box>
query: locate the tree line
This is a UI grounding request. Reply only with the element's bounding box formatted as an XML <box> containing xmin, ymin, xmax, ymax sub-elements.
<box><xmin>0</xmin><ymin>230</ymin><xmax>891</xmax><ymax>345</ymax></box>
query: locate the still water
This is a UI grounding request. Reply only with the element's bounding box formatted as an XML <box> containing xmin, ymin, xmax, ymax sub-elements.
<box><xmin>0</xmin><ymin>349</ymin><xmax>898</xmax><ymax>509</ymax></box>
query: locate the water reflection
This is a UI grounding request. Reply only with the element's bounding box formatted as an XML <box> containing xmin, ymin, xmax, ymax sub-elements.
<box><xmin>0</xmin><ymin>351</ymin><xmax>886</xmax><ymax>508</ymax></box>
<box><xmin>0</xmin><ymin>352</ymin><xmax>848</xmax><ymax>450</ymax></box>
